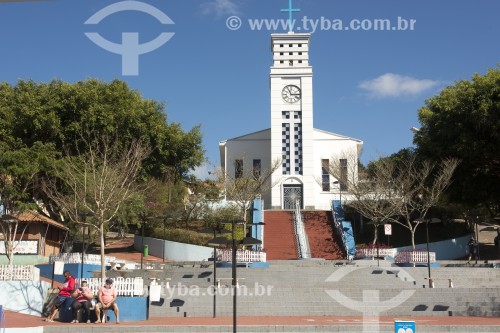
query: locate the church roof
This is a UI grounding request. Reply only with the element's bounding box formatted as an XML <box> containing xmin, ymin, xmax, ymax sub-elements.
<box><xmin>219</xmin><ymin>128</ymin><xmax>362</xmax><ymax>144</ymax></box>
<box><xmin>219</xmin><ymin>128</ymin><xmax>271</xmax><ymax>143</ymax></box>
<box><xmin>313</xmin><ymin>128</ymin><xmax>363</xmax><ymax>143</ymax></box>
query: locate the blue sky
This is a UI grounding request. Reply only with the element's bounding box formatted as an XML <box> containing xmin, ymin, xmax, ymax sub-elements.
<box><xmin>1</xmin><ymin>0</ymin><xmax>499</xmax><ymax>179</ymax></box>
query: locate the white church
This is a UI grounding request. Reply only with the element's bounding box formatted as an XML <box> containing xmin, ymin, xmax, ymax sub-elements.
<box><xmin>219</xmin><ymin>32</ymin><xmax>362</xmax><ymax>211</ymax></box>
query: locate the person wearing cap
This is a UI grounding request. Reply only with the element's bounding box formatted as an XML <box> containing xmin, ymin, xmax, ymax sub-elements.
<box><xmin>45</xmin><ymin>270</ymin><xmax>75</xmax><ymax>322</ymax></box>
<box><xmin>95</xmin><ymin>278</ymin><xmax>119</xmax><ymax>324</ymax></box>
<box><xmin>70</xmin><ymin>280</ymin><xmax>94</xmax><ymax>323</ymax></box>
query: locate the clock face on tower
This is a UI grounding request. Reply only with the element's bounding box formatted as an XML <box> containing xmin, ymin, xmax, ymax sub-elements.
<box><xmin>282</xmin><ymin>85</ymin><xmax>301</xmax><ymax>103</ymax></box>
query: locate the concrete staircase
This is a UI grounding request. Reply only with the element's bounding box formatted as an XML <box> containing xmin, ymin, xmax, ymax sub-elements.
<box><xmin>303</xmin><ymin>210</ymin><xmax>344</xmax><ymax>260</ymax></box>
<box><xmin>263</xmin><ymin>211</ymin><xmax>298</xmax><ymax>260</ymax></box>
<box><xmin>139</xmin><ymin>261</ymin><xmax>500</xmax><ymax>319</ymax></box>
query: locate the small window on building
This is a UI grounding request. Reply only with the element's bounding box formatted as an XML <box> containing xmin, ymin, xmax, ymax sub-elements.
<box><xmin>322</xmin><ymin>159</ymin><xmax>330</xmax><ymax>191</ymax></box>
<box><xmin>280</xmin><ymin>60</ymin><xmax>284</xmax><ymax>64</ymax></box>
<box><xmin>253</xmin><ymin>159</ymin><xmax>261</xmax><ymax>179</ymax></box>
<box><xmin>234</xmin><ymin>159</ymin><xmax>243</xmax><ymax>179</ymax></box>
<box><xmin>280</xmin><ymin>44</ymin><xmax>284</xmax><ymax>47</ymax></box>
<box><xmin>289</xmin><ymin>60</ymin><xmax>293</xmax><ymax>66</ymax></box>
<box><xmin>289</xmin><ymin>44</ymin><xmax>293</xmax><ymax>47</ymax></box>
<box><xmin>280</xmin><ymin>52</ymin><xmax>284</xmax><ymax>55</ymax></box>
<box><xmin>298</xmin><ymin>60</ymin><xmax>303</xmax><ymax>64</ymax></box>
<box><xmin>298</xmin><ymin>44</ymin><xmax>302</xmax><ymax>47</ymax></box>
<box><xmin>289</xmin><ymin>52</ymin><xmax>293</xmax><ymax>55</ymax></box>
<box><xmin>298</xmin><ymin>52</ymin><xmax>303</xmax><ymax>55</ymax></box>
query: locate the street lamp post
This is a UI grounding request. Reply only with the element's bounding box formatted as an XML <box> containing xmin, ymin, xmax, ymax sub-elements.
<box><xmin>206</xmin><ymin>235</ymin><xmax>228</xmax><ymax>318</ymax></box>
<box><xmin>78</xmin><ymin>212</ymin><xmax>94</xmax><ymax>280</ymax></box>
<box><xmin>425</xmin><ymin>220</ymin><xmax>431</xmax><ymax>281</ymax></box>
<box><xmin>141</xmin><ymin>217</ymin><xmax>145</xmax><ymax>270</ymax></box>
<box><xmin>475</xmin><ymin>216</ymin><xmax>480</xmax><ymax>264</ymax></box>
<box><xmin>332</xmin><ymin>181</ymin><xmax>342</xmax><ymax>204</ymax></box>
<box><xmin>203</xmin><ymin>226</ymin><xmax>231</xmax><ymax>319</ymax></box>
<box><xmin>222</xmin><ymin>220</ymin><xmax>263</xmax><ymax>333</ymax></box>
<box><xmin>231</xmin><ymin>223</ymin><xmax>237</xmax><ymax>333</ymax></box>
<box><xmin>140</xmin><ymin>214</ymin><xmax>154</xmax><ymax>270</ymax></box>
<box><xmin>415</xmin><ymin>217</ymin><xmax>440</xmax><ymax>288</ymax></box>
<box><xmin>162</xmin><ymin>217</ymin><xmax>173</xmax><ymax>263</ymax></box>
<box><xmin>376</xmin><ymin>224</ymin><xmax>380</xmax><ymax>267</ymax></box>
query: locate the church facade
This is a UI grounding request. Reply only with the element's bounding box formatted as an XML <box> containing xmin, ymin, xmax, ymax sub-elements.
<box><xmin>219</xmin><ymin>32</ymin><xmax>362</xmax><ymax>211</ymax></box>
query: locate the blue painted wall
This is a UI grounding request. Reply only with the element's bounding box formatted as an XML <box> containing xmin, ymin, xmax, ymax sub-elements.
<box><xmin>395</xmin><ymin>233</ymin><xmax>474</xmax><ymax>260</ymax></box>
<box><xmin>36</xmin><ymin>263</ymin><xmax>101</xmax><ymax>283</ymax></box>
<box><xmin>251</xmin><ymin>199</ymin><xmax>264</xmax><ymax>250</ymax></box>
<box><xmin>57</xmin><ymin>296</ymin><xmax>147</xmax><ymax>322</ymax></box>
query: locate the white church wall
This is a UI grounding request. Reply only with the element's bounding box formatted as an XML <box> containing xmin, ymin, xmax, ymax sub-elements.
<box><xmin>223</xmin><ymin>139</ymin><xmax>271</xmax><ymax>179</ymax></box>
<box><xmin>313</xmin><ymin>137</ymin><xmax>361</xmax><ymax>210</ymax></box>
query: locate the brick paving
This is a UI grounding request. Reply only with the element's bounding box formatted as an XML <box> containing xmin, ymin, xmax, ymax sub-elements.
<box><xmin>4</xmin><ymin>310</ymin><xmax>500</xmax><ymax>329</ymax></box>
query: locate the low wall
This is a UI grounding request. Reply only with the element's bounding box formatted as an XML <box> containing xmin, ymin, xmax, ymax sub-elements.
<box><xmin>50</xmin><ymin>293</ymin><xmax>147</xmax><ymax>322</ymax></box>
<box><xmin>0</xmin><ymin>280</ymin><xmax>50</xmax><ymax>316</ymax></box>
<box><xmin>0</xmin><ymin>255</ymin><xmax>48</xmax><ymax>265</ymax></box>
<box><xmin>395</xmin><ymin>233</ymin><xmax>473</xmax><ymax>260</ymax></box>
<box><xmin>134</xmin><ymin>236</ymin><xmax>212</xmax><ymax>262</ymax></box>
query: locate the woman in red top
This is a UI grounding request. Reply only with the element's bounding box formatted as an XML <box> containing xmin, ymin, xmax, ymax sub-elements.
<box><xmin>70</xmin><ymin>280</ymin><xmax>94</xmax><ymax>323</ymax></box>
<box><xmin>45</xmin><ymin>270</ymin><xmax>75</xmax><ymax>322</ymax></box>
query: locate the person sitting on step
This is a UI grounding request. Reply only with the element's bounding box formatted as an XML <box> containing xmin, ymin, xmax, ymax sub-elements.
<box><xmin>95</xmin><ymin>278</ymin><xmax>119</xmax><ymax>324</ymax></box>
<box><xmin>45</xmin><ymin>270</ymin><xmax>75</xmax><ymax>322</ymax></box>
<box><xmin>70</xmin><ymin>280</ymin><xmax>94</xmax><ymax>323</ymax></box>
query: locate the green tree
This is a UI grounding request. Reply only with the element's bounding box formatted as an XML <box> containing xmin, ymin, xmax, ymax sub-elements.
<box><xmin>414</xmin><ymin>68</ymin><xmax>500</xmax><ymax>215</ymax></box>
<box><xmin>0</xmin><ymin>78</ymin><xmax>205</xmax><ymax>247</ymax></box>
<box><xmin>0</xmin><ymin>142</ymin><xmax>57</xmax><ymax>265</ymax></box>
<box><xmin>0</xmin><ymin>79</ymin><xmax>204</xmax><ymax>182</ymax></box>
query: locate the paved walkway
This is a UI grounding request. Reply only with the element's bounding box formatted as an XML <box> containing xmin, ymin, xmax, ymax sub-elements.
<box><xmin>4</xmin><ymin>310</ymin><xmax>500</xmax><ymax>329</ymax></box>
<box><xmin>88</xmin><ymin>233</ymin><xmax>165</xmax><ymax>263</ymax></box>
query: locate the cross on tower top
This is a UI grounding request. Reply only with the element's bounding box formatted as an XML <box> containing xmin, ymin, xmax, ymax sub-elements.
<box><xmin>280</xmin><ymin>0</ymin><xmax>300</xmax><ymax>32</ymax></box>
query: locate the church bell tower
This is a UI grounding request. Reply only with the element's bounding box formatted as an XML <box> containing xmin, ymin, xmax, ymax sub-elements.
<box><xmin>270</xmin><ymin>32</ymin><xmax>314</xmax><ymax>209</ymax></box>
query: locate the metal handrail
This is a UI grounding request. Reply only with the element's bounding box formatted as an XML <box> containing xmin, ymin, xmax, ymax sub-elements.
<box><xmin>331</xmin><ymin>201</ymin><xmax>349</xmax><ymax>259</ymax></box>
<box><xmin>293</xmin><ymin>200</ymin><xmax>311</xmax><ymax>259</ymax></box>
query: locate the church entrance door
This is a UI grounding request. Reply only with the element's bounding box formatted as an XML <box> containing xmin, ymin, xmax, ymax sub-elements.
<box><xmin>283</xmin><ymin>185</ymin><xmax>303</xmax><ymax>210</ymax></box>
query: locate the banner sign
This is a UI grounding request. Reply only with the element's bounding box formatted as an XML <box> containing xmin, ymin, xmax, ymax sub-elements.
<box><xmin>0</xmin><ymin>240</ymin><xmax>38</xmax><ymax>255</ymax></box>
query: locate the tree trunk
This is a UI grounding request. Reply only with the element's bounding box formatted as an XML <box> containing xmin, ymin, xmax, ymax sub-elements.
<box><xmin>6</xmin><ymin>243</ymin><xmax>13</xmax><ymax>266</ymax></box>
<box><xmin>7</xmin><ymin>244</ymin><xmax>13</xmax><ymax>280</ymax></box>
<box><xmin>100</xmin><ymin>223</ymin><xmax>106</xmax><ymax>281</ymax></box>
<box><xmin>372</xmin><ymin>226</ymin><xmax>378</xmax><ymax>245</ymax></box>
<box><xmin>411</xmin><ymin>230</ymin><xmax>416</xmax><ymax>249</ymax></box>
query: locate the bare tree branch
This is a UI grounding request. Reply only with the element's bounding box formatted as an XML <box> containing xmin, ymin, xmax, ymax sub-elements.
<box><xmin>42</xmin><ymin>135</ymin><xmax>150</xmax><ymax>280</ymax></box>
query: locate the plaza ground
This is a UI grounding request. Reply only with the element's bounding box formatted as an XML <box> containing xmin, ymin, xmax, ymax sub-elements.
<box><xmin>4</xmin><ymin>225</ymin><xmax>500</xmax><ymax>332</ymax></box>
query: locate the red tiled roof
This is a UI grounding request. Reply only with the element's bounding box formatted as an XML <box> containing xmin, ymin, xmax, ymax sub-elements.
<box><xmin>12</xmin><ymin>210</ymin><xmax>69</xmax><ymax>231</ymax></box>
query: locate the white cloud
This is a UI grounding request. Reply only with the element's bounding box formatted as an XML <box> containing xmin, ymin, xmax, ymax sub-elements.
<box><xmin>359</xmin><ymin>73</ymin><xmax>439</xmax><ymax>98</ymax></box>
<box><xmin>200</xmin><ymin>0</ymin><xmax>240</xmax><ymax>18</ymax></box>
<box><xmin>190</xmin><ymin>163</ymin><xmax>213</xmax><ymax>180</ymax></box>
